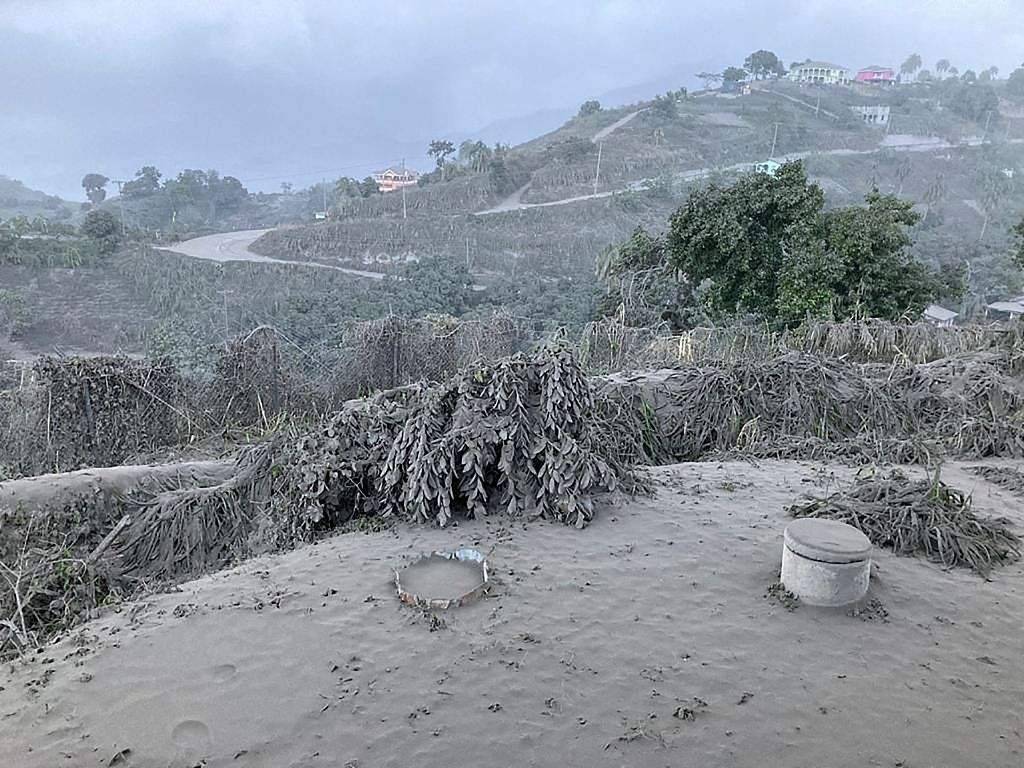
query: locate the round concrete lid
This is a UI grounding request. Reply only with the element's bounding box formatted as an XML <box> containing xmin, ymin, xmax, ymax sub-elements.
<box><xmin>784</xmin><ymin>518</ymin><xmax>872</xmax><ymax>564</ymax></box>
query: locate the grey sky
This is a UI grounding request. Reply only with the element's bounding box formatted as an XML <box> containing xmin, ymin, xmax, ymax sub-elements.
<box><xmin>2</xmin><ymin>0</ymin><xmax>1021</xmax><ymax>198</ymax></box>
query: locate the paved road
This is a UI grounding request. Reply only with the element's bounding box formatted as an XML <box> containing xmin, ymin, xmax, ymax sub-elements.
<box><xmin>476</xmin><ymin>109</ymin><xmax>645</xmax><ymax>215</ymax></box>
<box><xmin>157</xmin><ymin>229</ymin><xmax>389</xmax><ymax>279</ymax></box>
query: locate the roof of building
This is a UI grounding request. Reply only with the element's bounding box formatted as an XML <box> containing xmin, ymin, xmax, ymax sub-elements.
<box><xmin>374</xmin><ymin>168</ymin><xmax>418</xmax><ymax>177</ymax></box>
<box><xmin>923</xmin><ymin>304</ymin><xmax>958</xmax><ymax>322</ymax></box>
<box><xmin>858</xmin><ymin>65</ymin><xmax>895</xmax><ymax>72</ymax></box>
<box><xmin>795</xmin><ymin>61</ymin><xmax>847</xmax><ymax>71</ymax></box>
<box><xmin>986</xmin><ymin>301</ymin><xmax>1024</xmax><ymax>314</ymax></box>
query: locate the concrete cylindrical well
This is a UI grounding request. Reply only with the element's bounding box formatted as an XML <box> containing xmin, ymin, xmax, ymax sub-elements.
<box><xmin>781</xmin><ymin>518</ymin><xmax>872</xmax><ymax>607</ymax></box>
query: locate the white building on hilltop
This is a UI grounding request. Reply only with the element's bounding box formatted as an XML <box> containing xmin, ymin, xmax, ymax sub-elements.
<box><xmin>788</xmin><ymin>61</ymin><xmax>851</xmax><ymax>85</ymax></box>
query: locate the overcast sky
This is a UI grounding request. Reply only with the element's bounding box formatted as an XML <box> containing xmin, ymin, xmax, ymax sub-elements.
<box><xmin>1</xmin><ymin>0</ymin><xmax>1021</xmax><ymax>199</ymax></box>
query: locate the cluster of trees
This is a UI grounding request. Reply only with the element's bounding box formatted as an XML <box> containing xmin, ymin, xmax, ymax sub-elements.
<box><xmin>419</xmin><ymin>138</ymin><xmax>514</xmax><ymax>193</ymax></box>
<box><xmin>0</xmin><ymin>209</ymin><xmax>121</xmax><ymax>266</ymax></box>
<box><xmin>601</xmin><ymin>162</ymin><xmax>964</xmax><ymax>328</ymax></box>
<box><xmin>81</xmin><ymin>167</ymin><xmax>250</xmax><ymax>229</ymax></box>
<box><xmin>697</xmin><ymin>50</ymin><xmax>785</xmax><ymax>90</ymax></box>
<box><xmin>1007</xmin><ymin>65</ymin><xmax>1024</xmax><ymax>100</ymax></box>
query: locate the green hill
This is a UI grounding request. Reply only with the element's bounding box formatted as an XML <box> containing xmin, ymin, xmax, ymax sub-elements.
<box><xmin>0</xmin><ymin>175</ymin><xmax>77</xmax><ymax>222</ymax></box>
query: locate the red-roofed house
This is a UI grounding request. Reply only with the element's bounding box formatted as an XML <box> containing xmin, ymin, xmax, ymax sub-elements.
<box><xmin>855</xmin><ymin>66</ymin><xmax>896</xmax><ymax>85</ymax></box>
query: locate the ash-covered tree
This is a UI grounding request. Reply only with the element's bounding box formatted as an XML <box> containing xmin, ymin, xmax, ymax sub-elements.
<box><xmin>777</xmin><ymin>191</ymin><xmax>953</xmax><ymax>321</ymax></box>
<box><xmin>696</xmin><ymin>71</ymin><xmax>723</xmax><ymax>90</ymax></box>
<box><xmin>428</xmin><ymin>139</ymin><xmax>456</xmax><ymax>179</ymax></box>
<box><xmin>662</xmin><ymin>162</ymin><xmax>955</xmax><ymax>325</ymax></box>
<box><xmin>121</xmin><ymin>166</ymin><xmax>162</xmax><ymax>198</ymax></box>
<box><xmin>1012</xmin><ymin>216</ymin><xmax>1024</xmax><ymax>270</ymax></box>
<box><xmin>359</xmin><ymin>176</ymin><xmax>379</xmax><ymax>197</ymax></box>
<box><xmin>596</xmin><ymin>226</ymin><xmax>707</xmax><ymax>329</ymax></box>
<box><xmin>666</xmin><ymin>162</ymin><xmax>822</xmax><ymax>320</ymax></box>
<box><xmin>80</xmin><ymin>209</ymin><xmax>121</xmax><ymax>254</ymax></box>
<box><xmin>941</xmin><ymin>79</ymin><xmax>998</xmax><ymax>122</ymax></box>
<box><xmin>81</xmin><ymin>173</ymin><xmax>109</xmax><ymax>205</ymax></box>
<box><xmin>900</xmin><ymin>53</ymin><xmax>922</xmax><ymax>82</ymax></box>
<box><xmin>722</xmin><ymin>66</ymin><xmax>748</xmax><ymax>83</ymax></box>
<box><xmin>578</xmin><ymin>100</ymin><xmax>602</xmax><ymax>117</ymax></box>
<box><xmin>936</xmin><ymin>59</ymin><xmax>951</xmax><ymax>79</ymax></box>
<box><xmin>1007</xmin><ymin>66</ymin><xmax>1024</xmax><ymax>100</ymax></box>
<box><xmin>744</xmin><ymin>50</ymin><xmax>784</xmax><ymax>79</ymax></box>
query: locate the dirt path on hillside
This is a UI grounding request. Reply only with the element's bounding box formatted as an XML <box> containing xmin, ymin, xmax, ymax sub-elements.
<box><xmin>3</xmin><ymin>459</ymin><xmax>1022</xmax><ymax>768</ymax></box>
<box><xmin>592</xmin><ymin>109</ymin><xmax>644</xmax><ymax>142</ymax></box>
<box><xmin>157</xmin><ymin>230</ymin><xmax>389</xmax><ymax>280</ymax></box>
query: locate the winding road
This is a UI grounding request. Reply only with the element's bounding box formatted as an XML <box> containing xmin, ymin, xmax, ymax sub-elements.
<box><xmin>474</xmin><ymin>135</ymin><xmax>1024</xmax><ymax>216</ymax></box>
<box><xmin>157</xmin><ymin>229</ymin><xmax>389</xmax><ymax>279</ymax></box>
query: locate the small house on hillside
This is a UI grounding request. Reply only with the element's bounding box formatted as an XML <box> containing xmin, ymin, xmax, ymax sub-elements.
<box><xmin>851</xmin><ymin>105</ymin><xmax>891</xmax><ymax>126</ymax></box>
<box><xmin>855</xmin><ymin>66</ymin><xmax>896</xmax><ymax>85</ymax></box>
<box><xmin>923</xmin><ymin>304</ymin><xmax>958</xmax><ymax>327</ymax></box>
<box><xmin>985</xmin><ymin>300</ymin><xmax>1024</xmax><ymax>319</ymax></box>
<box><xmin>788</xmin><ymin>61</ymin><xmax>851</xmax><ymax>85</ymax></box>
<box><xmin>373</xmin><ymin>168</ymin><xmax>419</xmax><ymax>193</ymax></box>
<box><xmin>753</xmin><ymin>159</ymin><xmax>783</xmax><ymax>176</ymax></box>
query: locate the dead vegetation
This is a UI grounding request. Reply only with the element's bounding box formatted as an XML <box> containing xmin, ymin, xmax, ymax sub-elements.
<box><xmin>966</xmin><ymin>465</ymin><xmax>1024</xmax><ymax>497</ymax></box>
<box><xmin>599</xmin><ymin>351</ymin><xmax>1024</xmax><ymax>464</ymax></box>
<box><xmin>4</xmin><ymin>317</ymin><xmax>1024</xmax><ymax>655</ymax></box>
<box><xmin>789</xmin><ymin>470</ymin><xmax>1021</xmax><ymax>576</ymax></box>
<box><xmin>1</xmin><ymin>345</ymin><xmax>632</xmax><ymax>656</ymax></box>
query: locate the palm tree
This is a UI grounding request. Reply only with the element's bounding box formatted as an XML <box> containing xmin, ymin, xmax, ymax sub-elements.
<box><xmin>936</xmin><ymin>59</ymin><xmax>951</xmax><ymax>79</ymax></box>
<box><xmin>900</xmin><ymin>53</ymin><xmax>922</xmax><ymax>82</ymax></box>
<box><xmin>922</xmin><ymin>173</ymin><xmax>947</xmax><ymax>225</ymax></box>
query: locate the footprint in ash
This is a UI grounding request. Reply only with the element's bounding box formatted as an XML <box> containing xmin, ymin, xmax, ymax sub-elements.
<box><xmin>212</xmin><ymin>663</ymin><xmax>237</xmax><ymax>682</ymax></box>
<box><xmin>171</xmin><ymin>719</ymin><xmax>212</xmax><ymax>754</ymax></box>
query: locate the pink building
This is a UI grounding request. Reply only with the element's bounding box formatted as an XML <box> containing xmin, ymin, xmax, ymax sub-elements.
<box><xmin>855</xmin><ymin>66</ymin><xmax>896</xmax><ymax>84</ymax></box>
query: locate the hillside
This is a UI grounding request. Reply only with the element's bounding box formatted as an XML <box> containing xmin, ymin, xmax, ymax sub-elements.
<box><xmin>0</xmin><ymin>175</ymin><xmax>77</xmax><ymax>222</ymax></box>
<box><xmin>3</xmin><ymin>77</ymin><xmax>1024</xmax><ymax>360</ymax></box>
<box><xmin>253</xmin><ymin>80</ymin><xmax>1024</xmax><ymax>302</ymax></box>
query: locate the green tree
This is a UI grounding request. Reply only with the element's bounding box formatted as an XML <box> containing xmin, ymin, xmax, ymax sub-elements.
<box><xmin>1007</xmin><ymin>66</ymin><xmax>1024</xmax><ymax>100</ymax></box>
<box><xmin>900</xmin><ymin>53</ymin><xmax>922</xmax><ymax>81</ymax></box>
<box><xmin>81</xmin><ymin>173</ymin><xmax>109</xmax><ymax>205</ymax></box>
<box><xmin>359</xmin><ymin>176</ymin><xmax>379</xmax><ymax>197</ymax></box>
<box><xmin>942</xmin><ymin>80</ymin><xmax>998</xmax><ymax>122</ymax></box>
<box><xmin>122</xmin><ymin>166</ymin><xmax>162</xmax><ymax>198</ymax></box>
<box><xmin>743</xmin><ymin>50</ymin><xmax>784</xmax><ymax>79</ymax></box>
<box><xmin>458</xmin><ymin>140</ymin><xmax>492</xmax><ymax>173</ymax></box>
<box><xmin>428</xmin><ymin>139</ymin><xmax>456</xmax><ymax>178</ymax></box>
<box><xmin>80</xmin><ymin>209</ymin><xmax>121</xmax><ymax>254</ymax></box>
<box><xmin>696</xmin><ymin>71</ymin><xmax>723</xmax><ymax>90</ymax></box>
<box><xmin>722</xmin><ymin>66</ymin><xmax>748</xmax><ymax>83</ymax></box>
<box><xmin>666</xmin><ymin>162</ymin><xmax>823</xmax><ymax>318</ymax></box>
<box><xmin>781</xmin><ymin>191</ymin><xmax>943</xmax><ymax>321</ymax></box>
<box><xmin>578</xmin><ymin>100</ymin><xmax>602</xmax><ymax>117</ymax></box>
<box><xmin>663</xmin><ymin>162</ymin><xmax>949</xmax><ymax>324</ymax></box>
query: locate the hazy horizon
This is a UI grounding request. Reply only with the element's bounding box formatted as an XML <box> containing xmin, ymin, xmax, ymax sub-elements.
<box><xmin>2</xmin><ymin>0</ymin><xmax>1021</xmax><ymax>199</ymax></box>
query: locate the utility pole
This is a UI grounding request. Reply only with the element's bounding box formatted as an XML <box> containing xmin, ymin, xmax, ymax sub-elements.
<box><xmin>322</xmin><ymin>177</ymin><xmax>328</xmax><ymax>217</ymax></box>
<box><xmin>217</xmin><ymin>289</ymin><xmax>232</xmax><ymax>338</ymax></box>
<box><xmin>465</xmin><ymin>236</ymin><xmax>471</xmax><ymax>270</ymax></box>
<box><xmin>401</xmin><ymin>158</ymin><xmax>408</xmax><ymax>220</ymax></box>
<box><xmin>982</xmin><ymin>110</ymin><xmax>993</xmax><ymax>143</ymax></box>
<box><xmin>769</xmin><ymin>123</ymin><xmax>780</xmax><ymax>159</ymax></box>
<box><xmin>111</xmin><ymin>180</ymin><xmax>128</xmax><ymax>235</ymax></box>
<box><xmin>815</xmin><ymin>94</ymin><xmax>821</xmax><ymax>116</ymax></box>
<box><xmin>593</xmin><ymin>142</ymin><xmax>603</xmax><ymax>195</ymax></box>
